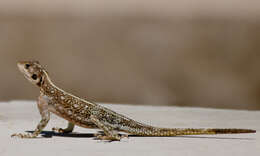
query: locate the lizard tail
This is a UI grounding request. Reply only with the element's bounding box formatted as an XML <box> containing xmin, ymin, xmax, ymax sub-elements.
<box><xmin>131</xmin><ymin>127</ymin><xmax>256</xmax><ymax>136</ymax></box>
<box><xmin>163</xmin><ymin>128</ymin><xmax>256</xmax><ymax>136</ymax></box>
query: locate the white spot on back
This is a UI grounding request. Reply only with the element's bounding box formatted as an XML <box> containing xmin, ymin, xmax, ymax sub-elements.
<box><xmin>67</xmin><ymin>110</ymin><xmax>72</xmax><ymax>115</ymax></box>
<box><xmin>58</xmin><ymin>106</ymin><xmax>64</xmax><ymax>111</ymax></box>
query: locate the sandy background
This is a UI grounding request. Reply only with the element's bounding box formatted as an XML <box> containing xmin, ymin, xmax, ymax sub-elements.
<box><xmin>0</xmin><ymin>1</ymin><xmax>260</xmax><ymax>110</ymax></box>
<box><xmin>0</xmin><ymin>101</ymin><xmax>258</xmax><ymax>155</ymax></box>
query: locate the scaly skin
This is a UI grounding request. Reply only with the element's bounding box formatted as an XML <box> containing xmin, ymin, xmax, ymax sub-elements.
<box><xmin>11</xmin><ymin>61</ymin><xmax>256</xmax><ymax>141</ymax></box>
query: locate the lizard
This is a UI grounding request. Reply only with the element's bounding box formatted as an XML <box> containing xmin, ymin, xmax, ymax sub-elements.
<box><xmin>11</xmin><ymin>60</ymin><xmax>256</xmax><ymax>141</ymax></box>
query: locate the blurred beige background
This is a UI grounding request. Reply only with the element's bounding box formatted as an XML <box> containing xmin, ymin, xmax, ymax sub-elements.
<box><xmin>0</xmin><ymin>1</ymin><xmax>260</xmax><ymax>110</ymax></box>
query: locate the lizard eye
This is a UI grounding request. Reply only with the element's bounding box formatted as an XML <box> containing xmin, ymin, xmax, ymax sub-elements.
<box><xmin>25</xmin><ymin>64</ymin><xmax>30</xmax><ymax>69</ymax></box>
<box><xmin>31</xmin><ymin>74</ymin><xmax>37</xmax><ymax>80</ymax></box>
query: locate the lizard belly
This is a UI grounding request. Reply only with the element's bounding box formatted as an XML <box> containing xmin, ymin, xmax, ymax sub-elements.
<box><xmin>41</xmin><ymin>94</ymin><xmax>98</xmax><ymax>129</ymax></box>
<box><xmin>48</xmin><ymin>104</ymin><xmax>98</xmax><ymax>129</ymax></box>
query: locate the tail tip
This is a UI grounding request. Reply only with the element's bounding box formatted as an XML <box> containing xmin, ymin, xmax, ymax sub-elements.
<box><xmin>248</xmin><ymin>129</ymin><xmax>256</xmax><ymax>133</ymax></box>
<box><xmin>239</xmin><ymin>129</ymin><xmax>256</xmax><ymax>133</ymax></box>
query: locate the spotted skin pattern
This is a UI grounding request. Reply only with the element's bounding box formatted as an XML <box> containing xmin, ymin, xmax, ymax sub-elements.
<box><xmin>11</xmin><ymin>61</ymin><xmax>256</xmax><ymax>141</ymax></box>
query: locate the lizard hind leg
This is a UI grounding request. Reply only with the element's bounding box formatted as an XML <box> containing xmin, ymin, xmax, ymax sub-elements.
<box><xmin>52</xmin><ymin>122</ymin><xmax>75</xmax><ymax>133</ymax></box>
<box><xmin>90</xmin><ymin>115</ymin><xmax>127</xmax><ymax>141</ymax></box>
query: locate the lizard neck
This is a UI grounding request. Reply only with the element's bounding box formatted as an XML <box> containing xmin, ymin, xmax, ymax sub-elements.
<box><xmin>39</xmin><ymin>71</ymin><xmax>61</xmax><ymax>97</ymax></box>
<box><xmin>39</xmin><ymin>70</ymin><xmax>96</xmax><ymax>107</ymax></box>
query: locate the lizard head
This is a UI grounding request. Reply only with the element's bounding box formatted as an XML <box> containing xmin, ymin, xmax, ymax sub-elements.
<box><xmin>17</xmin><ymin>60</ymin><xmax>47</xmax><ymax>87</ymax></box>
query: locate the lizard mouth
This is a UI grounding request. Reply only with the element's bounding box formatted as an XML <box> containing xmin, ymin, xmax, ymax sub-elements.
<box><xmin>17</xmin><ymin>62</ymin><xmax>24</xmax><ymax>71</ymax></box>
<box><xmin>17</xmin><ymin>62</ymin><xmax>32</xmax><ymax>80</ymax></box>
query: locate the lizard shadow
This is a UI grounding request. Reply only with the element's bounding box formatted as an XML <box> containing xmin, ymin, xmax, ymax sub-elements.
<box><xmin>26</xmin><ymin>131</ymin><xmax>255</xmax><ymax>140</ymax></box>
<box><xmin>26</xmin><ymin>130</ymin><xmax>95</xmax><ymax>138</ymax></box>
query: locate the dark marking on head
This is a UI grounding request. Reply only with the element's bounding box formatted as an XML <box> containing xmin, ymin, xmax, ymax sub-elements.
<box><xmin>31</xmin><ymin>74</ymin><xmax>37</xmax><ymax>80</ymax></box>
<box><xmin>37</xmin><ymin>76</ymin><xmax>43</xmax><ymax>87</ymax></box>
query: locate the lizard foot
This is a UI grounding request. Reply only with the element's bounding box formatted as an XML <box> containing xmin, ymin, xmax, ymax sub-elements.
<box><xmin>11</xmin><ymin>133</ymin><xmax>37</xmax><ymax>138</ymax></box>
<box><xmin>52</xmin><ymin>127</ymin><xmax>73</xmax><ymax>133</ymax></box>
<box><xmin>94</xmin><ymin>133</ymin><xmax>128</xmax><ymax>141</ymax></box>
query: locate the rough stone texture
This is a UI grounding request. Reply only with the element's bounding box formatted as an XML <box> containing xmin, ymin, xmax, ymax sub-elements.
<box><xmin>0</xmin><ymin>1</ymin><xmax>260</xmax><ymax>109</ymax></box>
<box><xmin>0</xmin><ymin>101</ymin><xmax>258</xmax><ymax>156</ymax></box>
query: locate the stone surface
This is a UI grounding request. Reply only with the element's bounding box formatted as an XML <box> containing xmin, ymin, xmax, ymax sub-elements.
<box><xmin>0</xmin><ymin>101</ymin><xmax>259</xmax><ymax>156</ymax></box>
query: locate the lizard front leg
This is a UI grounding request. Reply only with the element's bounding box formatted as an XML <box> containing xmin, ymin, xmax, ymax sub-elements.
<box><xmin>52</xmin><ymin>122</ymin><xmax>75</xmax><ymax>133</ymax></box>
<box><xmin>11</xmin><ymin>96</ymin><xmax>50</xmax><ymax>138</ymax></box>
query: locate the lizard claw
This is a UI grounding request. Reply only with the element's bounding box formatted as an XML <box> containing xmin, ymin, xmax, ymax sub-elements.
<box><xmin>95</xmin><ymin>135</ymin><xmax>121</xmax><ymax>141</ymax></box>
<box><xmin>11</xmin><ymin>133</ymin><xmax>36</xmax><ymax>138</ymax></box>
